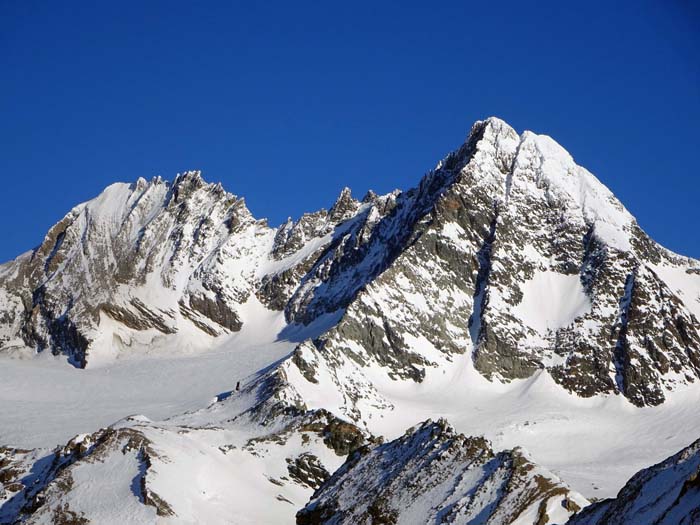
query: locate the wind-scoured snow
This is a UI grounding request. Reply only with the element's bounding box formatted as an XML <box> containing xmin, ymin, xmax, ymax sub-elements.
<box><xmin>651</xmin><ymin>262</ymin><xmax>700</xmax><ymax>320</ymax></box>
<box><xmin>515</xmin><ymin>131</ymin><xmax>634</xmax><ymax>252</ymax></box>
<box><xmin>513</xmin><ymin>270</ymin><xmax>592</xmax><ymax>335</ymax></box>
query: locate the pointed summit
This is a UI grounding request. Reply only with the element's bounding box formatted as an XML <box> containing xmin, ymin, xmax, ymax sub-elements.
<box><xmin>328</xmin><ymin>186</ymin><xmax>360</xmax><ymax>223</ymax></box>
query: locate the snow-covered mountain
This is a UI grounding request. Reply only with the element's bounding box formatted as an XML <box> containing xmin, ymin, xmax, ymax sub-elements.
<box><xmin>1</xmin><ymin>117</ymin><xmax>699</xmax><ymax>523</ymax></box>
<box><xmin>2</xmin><ymin>118</ymin><xmax>698</xmax><ymax>402</ymax></box>
<box><xmin>298</xmin><ymin>418</ymin><xmax>589</xmax><ymax>524</ymax></box>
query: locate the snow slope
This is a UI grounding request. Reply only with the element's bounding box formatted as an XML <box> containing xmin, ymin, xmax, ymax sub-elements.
<box><xmin>570</xmin><ymin>436</ymin><xmax>700</xmax><ymax>524</ymax></box>
<box><xmin>0</xmin><ymin>297</ymin><xmax>307</xmax><ymax>448</ymax></box>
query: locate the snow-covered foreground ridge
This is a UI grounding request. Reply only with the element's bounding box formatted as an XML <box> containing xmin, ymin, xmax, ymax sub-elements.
<box><xmin>1</xmin><ymin>117</ymin><xmax>700</xmax><ymax>523</ymax></box>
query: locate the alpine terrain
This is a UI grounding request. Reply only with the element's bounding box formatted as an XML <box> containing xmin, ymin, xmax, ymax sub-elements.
<box><xmin>1</xmin><ymin>117</ymin><xmax>699</xmax><ymax>524</ymax></box>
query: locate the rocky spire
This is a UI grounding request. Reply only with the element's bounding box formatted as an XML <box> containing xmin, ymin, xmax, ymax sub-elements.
<box><xmin>328</xmin><ymin>187</ymin><xmax>360</xmax><ymax>223</ymax></box>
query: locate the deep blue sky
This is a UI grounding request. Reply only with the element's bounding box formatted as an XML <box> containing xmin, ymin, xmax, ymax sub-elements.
<box><xmin>2</xmin><ymin>1</ymin><xmax>699</xmax><ymax>263</ymax></box>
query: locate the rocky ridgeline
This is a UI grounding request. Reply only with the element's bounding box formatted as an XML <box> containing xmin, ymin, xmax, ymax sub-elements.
<box><xmin>5</xmin><ymin>410</ymin><xmax>697</xmax><ymax>524</ymax></box>
<box><xmin>298</xmin><ymin>418</ymin><xmax>588</xmax><ymax>525</ymax></box>
<box><xmin>0</xmin><ymin>425</ymin><xmax>171</xmax><ymax>524</ymax></box>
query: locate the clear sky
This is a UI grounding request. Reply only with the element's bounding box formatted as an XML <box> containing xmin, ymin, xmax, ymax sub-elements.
<box><xmin>1</xmin><ymin>1</ymin><xmax>699</xmax><ymax>263</ymax></box>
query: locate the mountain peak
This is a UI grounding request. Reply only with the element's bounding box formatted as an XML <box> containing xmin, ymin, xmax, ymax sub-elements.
<box><xmin>173</xmin><ymin>169</ymin><xmax>203</xmax><ymax>185</ymax></box>
<box><xmin>475</xmin><ymin>115</ymin><xmax>517</xmax><ymax>136</ymax></box>
<box><xmin>328</xmin><ymin>186</ymin><xmax>360</xmax><ymax>223</ymax></box>
<box><xmin>451</xmin><ymin>117</ymin><xmax>635</xmax><ymax>252</ymax></box>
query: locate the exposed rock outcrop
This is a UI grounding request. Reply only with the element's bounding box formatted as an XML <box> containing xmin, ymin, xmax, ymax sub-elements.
<box><xmin>297</xmin><ymin>419</ymin><xmax>588</xmax><ymax>525</ymax></box>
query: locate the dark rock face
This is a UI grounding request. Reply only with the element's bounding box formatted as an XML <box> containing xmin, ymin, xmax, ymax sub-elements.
<box><xmin>101</xmin><ymin>299</ymin><xmax>178</xmax><ymax>334</ymax></box>
<box><xmin>286</xmin><ymin>454</ymin><xmax>330</xmax><ymax>490</ymax></box>
<box><xmin>321</xmin><ymin>417</ymin><xmax>367</xmax><ymax>456</ymax></box>
<box><xmin>569</xmin><ymin>437</ymin><xmax>700</xmax><ymax>525</ymax></box>
<box><xmin>613</xmin><ymin>266</ymin><xmax>700</xmax><ymax>406</ymax></box>
<box><xmin>296</xmin><ymin>419</ymin><xmax>586</xmax><ymax>525</ymax></box>
<box><xmin>186</xmin><ymin>292</ymin><xmax>242</xmax><ymax>332</ymax></box>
